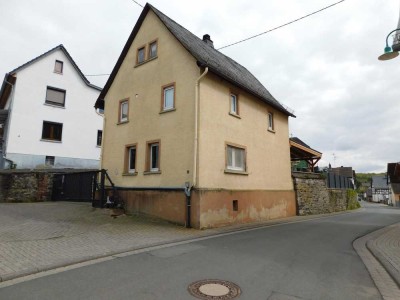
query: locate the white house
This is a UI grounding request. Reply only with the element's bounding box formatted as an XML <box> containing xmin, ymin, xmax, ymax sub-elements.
<box><xmin>0</xmin><ymin>45</ymin><xmax>103</xmax><ymax>169</ymax></box>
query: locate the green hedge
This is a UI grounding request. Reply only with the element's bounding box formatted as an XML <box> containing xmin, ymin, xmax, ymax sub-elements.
<box><xmin>346</xmin><ymin>189</ymin><xmax>361</xmax><ymax>210</ymax></box>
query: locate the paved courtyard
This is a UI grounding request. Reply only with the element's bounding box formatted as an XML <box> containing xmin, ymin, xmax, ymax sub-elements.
<box><xmin>0</xmin><ymin>202</ymin><xmax>213</xmax><ymax>281</ymax></box>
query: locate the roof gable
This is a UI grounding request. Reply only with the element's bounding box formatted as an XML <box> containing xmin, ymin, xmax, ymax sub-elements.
<box><xmin>7</xmin><ymin>44</ymin><xmax>101</xmax><ymax>91</ymax></box>
<box><xmin>96</xmin><ymin>3</ymin><xmax>294</xmax><ymax>117</ymax></box>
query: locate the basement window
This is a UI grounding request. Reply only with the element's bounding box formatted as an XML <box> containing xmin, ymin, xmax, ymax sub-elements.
<box><xmin>45</xmin><ymin>156</ymin><xmax>55</xmax><ymax>166</ymax></box>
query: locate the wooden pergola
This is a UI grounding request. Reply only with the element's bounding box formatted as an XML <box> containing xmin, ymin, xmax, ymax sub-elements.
<box><xmin>290</xmin><ymin>137</ymin><xmax>322</xmax><ymax>172</ymax></box>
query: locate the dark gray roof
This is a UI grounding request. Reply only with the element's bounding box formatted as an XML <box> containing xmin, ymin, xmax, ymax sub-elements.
<box><xmin>289</xmin><ymin>137</ymin><xmax>321</xmax><ymax>154</ymax></box>
<box><xmin>96</xmin><ymin>3</ymin><xmax>294</xmax><ymax>117</ymax></box>
<box><xmin>8</xmin><ymin>44</ymin><xmax>101</xmax><ymax>91</ymax></box>
<box><xmin>372</xmin><ymin>175</ymin><xmax>389</xmax><ymax>189</ymax></box>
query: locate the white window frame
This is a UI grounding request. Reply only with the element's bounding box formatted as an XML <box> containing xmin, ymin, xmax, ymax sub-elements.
<box><xmin>150</xmin><ymin>143</ymin><xmax>159</xmax><ymax>172</ymax></box>
<box><xmin>163</xmin><ymin>85</ymin><xmax>175</xmax><ymax>111</ymax></box>
<box><xmin>120</xmin><ymin>100</ymin><xmax>129</xmax><ymax>123</ymax></box>
<box><xmin>230</xmin><ymin>93</ymin><xmax>238</xmax><ymax>114</ymax></box>
<box><xmin>226</xmin><ymin>144</ymin><xmax>246</xmax><ymax>172</ymax></box>
<box><xmin>128</xmin><ymin>146</ymin><xmax>136</xmax><ymax>173</ymax></box>
<box><xmin>268</xmin><ymin>112</ymin><xmax>274</xmax><ymax>131</ymax></box>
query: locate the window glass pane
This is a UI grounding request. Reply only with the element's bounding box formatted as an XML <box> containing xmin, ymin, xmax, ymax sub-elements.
<box><xmin>45</xmin><ymin>156</ymin><xmax>55</xmax><ymax>166</ymax></box>
<box><xmin>97</xmin><ymin>130</ymin><xmax>102</xmax><ymax>146</ymax></box>
<box><xmin>227</xmin><ymin>146</ymin><xmax>233</xmax><ymax>167</ymax></box>
<box><xmin>151</xmin><ymin>144</ymin><xmax>159</xmax><ymax>170</ymax></box>
<box><xmin>46</xmin><ymin>88</ymin><xmax>65</xmax><ymax>106</ymax></box>
<box><xmin>235</xmin><ymin>148</ymin><xmax>244</xmax><ymax>170</ymax></box>
<box><xmin>268</xmin><ymin>113</ymin><xmax>273</xmax><ymax>129</ymax></box>
<box><xmin>129</xmin><ymin>147</ymin><xmax>136</xmax><ymax>171</ymax></box>
<box><xmin>227</xmin><ymin>146</ymin><xmax>244</xmax><ymax>171</ymax></box>
<box><xmin>164</xmin><ymin>87</ymin><xmax>174</xmax><ymax>110</ymax></box>
<box><xmin>230</xmin><ymin>94</ymin><xmax>237</xmax><ymax>113</ymax></box>
<box><xmin>149</xmin><ymin>42</ymin><xmax>157</xmax><ymax>58</ymax></box>
<box><xmin>138</xmin><ymin>48</ymin><xmax>145</xmax><ymax>63</ymax></box>
<box><xmin>42</xmin><ymin>122</ymin><xmax>62</xmax><ymax>141</ymax></box>
<box><xmin>121</xmin><ymin>102</ymin><xmax>128</xmax><ymax>121</ymax></box>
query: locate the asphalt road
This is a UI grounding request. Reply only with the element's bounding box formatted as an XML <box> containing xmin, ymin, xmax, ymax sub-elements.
<box><xmin>1</xmin><ymin>202</ymin><xmax>399</xmax><ymax>300</ymax></box>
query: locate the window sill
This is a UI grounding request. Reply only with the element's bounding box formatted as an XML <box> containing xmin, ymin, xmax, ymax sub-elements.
<box><xmin>117</xmin><ymin>120</ymin><xmax>129</xmax><ymax>125</ymax></box>
<box><xmin>40</xmin><ymin>139</ymin><xmax>62</xmax><ymax>143</ymax></box>
<box><xmin>96</xmin><ymin>145</ymin><xmax>101</xmax><ymax>148</ymax></box>
<box><xmin>159</xmin><ymin>108</ymin><xmax>176</xmax><ymax>114</ymax></box>
<box><xmin>44</xmin><ymin>103</ymin><xmax>65</xmax><ymax>109</ymax></box>
<box><xmin>122</xmin><ymin>172</ymin><xmax>138</xmax><ymax>176</ymax></box>
<box><xmin>54</xmin><ymin>71</ymin><xmax>63</xmax><ymax>75</ymax></box>
<box><xmin>229</xmin><ymin>112</ymin><xmax>241</xmax><ymax>119</ymax></box>
<box><xmin>143</xmin><ymin>170</ymin><xmax>162</xmax><ymax>175</ymax></box>
<box><xmin>134</xmin><ymin>56</ymin><xmax>158</xmax><ymax>68</ymax></box>
<box><xmin>267</xmin><ymin>128</ymin><xmax>276</xmax><ymax>134</ymax></box>
<box><xmin>224</xmin><ymin>169</ymin><xmax>248</xmax><ymax>175</ymax></box>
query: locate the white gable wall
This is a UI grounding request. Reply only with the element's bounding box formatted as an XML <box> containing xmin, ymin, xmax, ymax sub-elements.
<box><xmin>5</xmin><ymin>49</ymin><xmax>102</xmax><ymax>169</ymax></box>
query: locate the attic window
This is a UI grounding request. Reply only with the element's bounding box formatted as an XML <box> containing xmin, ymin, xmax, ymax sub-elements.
<box><xmin>149</xmin><ymin>41</ymin><xmax>158</xmax><ymax>59</ymax></box>
<box><xmin>54</xmin><ymin>60</ymin><xmax>63</xmax><ymax>74</ymax></box>
<box><xmin>268</xmin><ymin>112</ymin><xmax>274</xmax><ymax>131</ymax></box>
<box><xmin>137</xmin><ymin>47</ymin><xmax>145</xmax><ymax>64</ymax></box>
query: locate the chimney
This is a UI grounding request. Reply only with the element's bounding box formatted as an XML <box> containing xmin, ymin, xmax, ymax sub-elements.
<box><xmin>202</xmin><ymin>34</ymin><xmax>214</xmax><ymax>48</ymax></box>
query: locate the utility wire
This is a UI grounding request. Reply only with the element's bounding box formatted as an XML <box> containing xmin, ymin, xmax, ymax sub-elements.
<box><xmin>85</xmin><ymin>0</ymin><xmax>345</xmax><ymax>76</ymax></box>
<box><xmin>217</xmin><ymin>0</ymin><xmax>345</xmax><ymax>50</ymax></box>
<box><xmin>131</xmin><ymin>0</ymin><xmax>143</xmax><ymax>8</ymax></box>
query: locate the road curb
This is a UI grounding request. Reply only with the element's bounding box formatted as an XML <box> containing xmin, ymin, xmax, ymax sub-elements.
<box><xmin>365</xmin><ymin>224</ymin><xmax>400</xmax><ymax>288</ymax></box>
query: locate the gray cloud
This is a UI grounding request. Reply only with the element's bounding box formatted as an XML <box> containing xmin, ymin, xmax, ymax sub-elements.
<box><xmin>0</xmin><ymin>0</ymin><xmax>399</xmax><ymax>172</ymax></box>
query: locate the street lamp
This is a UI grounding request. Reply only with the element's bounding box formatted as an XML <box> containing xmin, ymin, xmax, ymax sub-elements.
<box><xmin>378</xmin><ymin>28</ymin><xmax>400</xmax><ymax>60</ymax></box>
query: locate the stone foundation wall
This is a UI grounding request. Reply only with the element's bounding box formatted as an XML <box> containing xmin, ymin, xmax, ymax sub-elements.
<box><xmin>292</xmin><ymin>172</ymin><xmax>358</xmax><ymax>215</ymax></box>
<box><xmin>0</xmin><ymin>172</ymin><xmax>54</xmax><ymax>203</ymax></box>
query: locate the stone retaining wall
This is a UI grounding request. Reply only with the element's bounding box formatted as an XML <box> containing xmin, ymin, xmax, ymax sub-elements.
<box><xmin>292</xmin><ymin>172</ymin><xmax>359</xmax><ymax>215</ymax></box>
<box><xmin>0</xmin><ymin>171</ymin><xmax>54</xmax><ymax>203</ymax></box>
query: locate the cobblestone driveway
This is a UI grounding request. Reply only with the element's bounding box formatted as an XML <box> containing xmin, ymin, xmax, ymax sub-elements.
<box><xmin>0</xmin><ymin>202</ymin><xmax>208</xmax><ymax>281</ymax></box>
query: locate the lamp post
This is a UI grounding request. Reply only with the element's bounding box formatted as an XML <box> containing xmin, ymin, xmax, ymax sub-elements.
<box><xmin>378</xmin><ymin>28</ymin><xmax>400</xmax><ymax>60</ymax></box>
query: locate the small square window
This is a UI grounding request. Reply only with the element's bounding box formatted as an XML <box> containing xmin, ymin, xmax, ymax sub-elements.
<box><xmin>97</xmin><ymin>130</ymin><xmax>102</xmax><ymax>146</ymax></box>
<box><xmin>162</xmin><ymin>84</ymin><xmax>175</xmax><ymax>111</ymax></box>
<box><xmin>46</xmin><ymin>86</ymin><xmax>66</xmax><ymax>107</ymax></box>
<box><xmin>42</xmin><ymin>121</ymin><xmax>63</xmax><ymax>141</ymax></box>
<box><xmin>268</xmin><ymin>112</ymin><xmax>274</xmax><ymax>131</ymax></box>
<box><xmin>226</xmin><ymin>144</ymin><xmax>246</xmax><ymax>172</ymax></box>
<box><xmin>125</xmin><ymin>145</ymin><xmax>137</xmax><ymax>174</ymax></box>
<box><xmin>119</xmin><ymin>100</ymin><xmax>129</xmax><ymax>123</ymax></box>
<box><xmin>137</xmin><ymin>47</ymin><xmax>145</xmax><ymax>64</ymax></box>
<box><xmin>149</xmin><ymin>41</ymin><xmax>157</xmax><ymax>59</ymax></box>
<box><xmin>146</xmin><ymin>141</ymin><xmax>160</xmax><ymax>172</ymax></box>
<box><xmin>45</xmin><ymin>156</ymin><xmax>55</xmax><ymax>166</ymax></box>
<box><xmin>54</xmin><ymin>60</ymin><xmax>63</xmax><ymax>73</ymax></box>
<box><xmin>230</xmin><ymin>93</ymin><xmax>238</xmax><ymax>115</ymax></box>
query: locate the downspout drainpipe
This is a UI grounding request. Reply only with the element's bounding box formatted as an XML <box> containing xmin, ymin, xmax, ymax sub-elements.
<box><xmin>185</xmin><ymin>66</ymin><xmax>208</xmax><ymax>228</ymax></box>
<box><xmin>3</xmin><ymin>76</ymin><xmax>15</xmax><ymax>165</ymax></box>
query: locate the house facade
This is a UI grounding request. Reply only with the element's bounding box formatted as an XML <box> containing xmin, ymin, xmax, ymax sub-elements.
<box><xmin>371</xmin><ymin>175</ymin><xmax>390</xmax><ymax>203</ymax></box>
<box><xmin>0</xmin><ymin>45</ymin><xmax>103</xmax><ymax>169</ymax></box>
<box><xmin>96</xmin><ymin>4</ymin><xmax>296</xmax><ymax>228</ymax></box>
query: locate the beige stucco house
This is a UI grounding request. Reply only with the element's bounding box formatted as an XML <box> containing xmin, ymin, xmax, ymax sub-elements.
<box><xmin>95</xmin><ymin>3</ymin><xmax>296</xmax><ymax>229</ymax></box>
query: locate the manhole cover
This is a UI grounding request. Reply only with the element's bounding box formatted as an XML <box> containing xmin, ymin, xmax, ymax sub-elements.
<box><xmin>188</xmin><ymin>279</ymin><xmax>241</xmax><ymax>299</ymax></box>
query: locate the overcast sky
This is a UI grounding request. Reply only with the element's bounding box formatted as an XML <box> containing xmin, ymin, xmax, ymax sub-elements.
<box><xmin>1</xmin><ymin>0</ymin><xmax>399</xmax><ymax>173</ymax></box>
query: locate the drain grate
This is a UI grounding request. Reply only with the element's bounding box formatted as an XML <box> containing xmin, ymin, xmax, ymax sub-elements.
<box><xmin>188</xmin><ymin>279</ymin><xmax>241</xmax><ymax>299</ymax></box>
